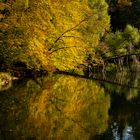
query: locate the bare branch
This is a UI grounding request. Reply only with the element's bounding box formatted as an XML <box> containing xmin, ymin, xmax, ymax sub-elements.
<box><xmin>104</xmin><ymin>53</ymin><xmax>140</xmax><ymax>62</ymax></box>
<box><xmin>54</xmin><ymin>16</ymin><xmax>91</xmax><ymax>44</ymax></box>
<box><xmin>49</xmin><ymin>46</ymin><xmax>76</xmax><ymax>54</ymax></box>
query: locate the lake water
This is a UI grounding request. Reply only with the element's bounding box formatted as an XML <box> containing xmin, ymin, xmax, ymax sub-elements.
<box><xmin>0</xmin><ymin>73</ymin><xmax>140</xmax><ymax>140</ymax></box>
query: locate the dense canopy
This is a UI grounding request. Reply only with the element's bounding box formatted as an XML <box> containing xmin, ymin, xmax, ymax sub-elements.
<box><xmin>1</xmin><ymin>0</ymin><xmax>110</xmax><ymax>73</ymax></box>
<box><xmin>1</xmin><ymin>0</ymin><xmax>140</xmax><ymax>74</ymax></box>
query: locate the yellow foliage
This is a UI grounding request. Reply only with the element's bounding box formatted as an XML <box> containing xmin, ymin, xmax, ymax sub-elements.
<box><xmin>1</xmin><ymin>0</ymin><xmax>110</xmax><ymax>72</ymax></box>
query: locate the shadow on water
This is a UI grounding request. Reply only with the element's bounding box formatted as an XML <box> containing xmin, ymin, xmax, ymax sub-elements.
<box><xmin>0</xmin><ymin>71</ymin><xmax>140</xmax><ymax>140</ymax></box>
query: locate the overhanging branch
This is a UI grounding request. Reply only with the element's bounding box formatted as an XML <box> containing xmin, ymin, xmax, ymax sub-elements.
<box><xmin>54</xmin><ymin>16</ymin><xmax>91</xmax><ymax>44</ymax></box>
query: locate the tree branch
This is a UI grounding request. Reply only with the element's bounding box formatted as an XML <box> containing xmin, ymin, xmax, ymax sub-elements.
<box><xmin>54</xmin><ymin>16</ymin><xmax>90</xmax><ymax>44</ymax></box>
<box><xmin>104</xmin><ymin>53</ymin><xmax>140</xmax><ymax>62</ymax></box>
<box><xmin>49</xmin><ymin>46</ymin><xmax>76</xmax><ymax>54</ymax></box>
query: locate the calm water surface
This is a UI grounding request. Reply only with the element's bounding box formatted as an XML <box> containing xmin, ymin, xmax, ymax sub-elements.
<box><xmin>0</xmin><ymin>73</ymin><xmax>140</xmax><ymax>140</ymax></box>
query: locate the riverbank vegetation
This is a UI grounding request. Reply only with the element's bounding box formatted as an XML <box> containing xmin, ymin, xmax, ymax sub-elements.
<box><xmin>1</xmin><ymin>0</ymin><xmax>140</xmax><ymax>76</ymax></box>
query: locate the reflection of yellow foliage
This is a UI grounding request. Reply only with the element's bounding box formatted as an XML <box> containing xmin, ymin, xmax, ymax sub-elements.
<box><xmin>27</xmin><ymin>75</ymin><xmax>110</xmax><ymax>139</ymax></box>
<box><xmin>1</xmin><ymin>74</ymin><xmax>140</xmax><ymax>139</ymax></box>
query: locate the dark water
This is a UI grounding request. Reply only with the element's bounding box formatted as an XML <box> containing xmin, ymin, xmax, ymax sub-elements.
<box><xmin>0</xmin><ymin>73</ymin><xmax>140</xmax><ymax>140</ymax></box>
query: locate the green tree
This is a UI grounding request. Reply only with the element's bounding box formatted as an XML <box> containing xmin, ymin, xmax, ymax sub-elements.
<box><xmin>105</xmin><ymin>24</ymin><xmax>140</xmax><ymax>56</ymax></box>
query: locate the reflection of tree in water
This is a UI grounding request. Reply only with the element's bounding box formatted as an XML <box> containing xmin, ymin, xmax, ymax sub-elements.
<box><xmin>0</xmin><ymin>75</ymin><xmax>110</xmax><ymax>140</ymax></box>
<box><xmin>100</xmin><ymin>70</ymin><xmax>140</xmax><ymax>100</ymax></box>
<box><xmin>110</xmin><ymin>95</ymin><xmax>140</xmax><ymax>140</ymax></box>
<box><xmin>90</xmin><ymin>68</ymin><xmax>140</xmax><ymax>140</ymax></box>
<box><xmin>94</xmin><ymin>86</ymin><xmax>140</xmax><ymax>140</ymax></box>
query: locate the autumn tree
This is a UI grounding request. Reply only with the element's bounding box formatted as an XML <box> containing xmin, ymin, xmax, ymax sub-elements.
<box><xmin>49</xmin><ymin>0</ymin><xmax>110</xmax><ymax>73</ymax></box>
<box><xmin>1</xmin><ymin>0</ymin><xmax>110</xmax><ymax>73</ymax></box>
